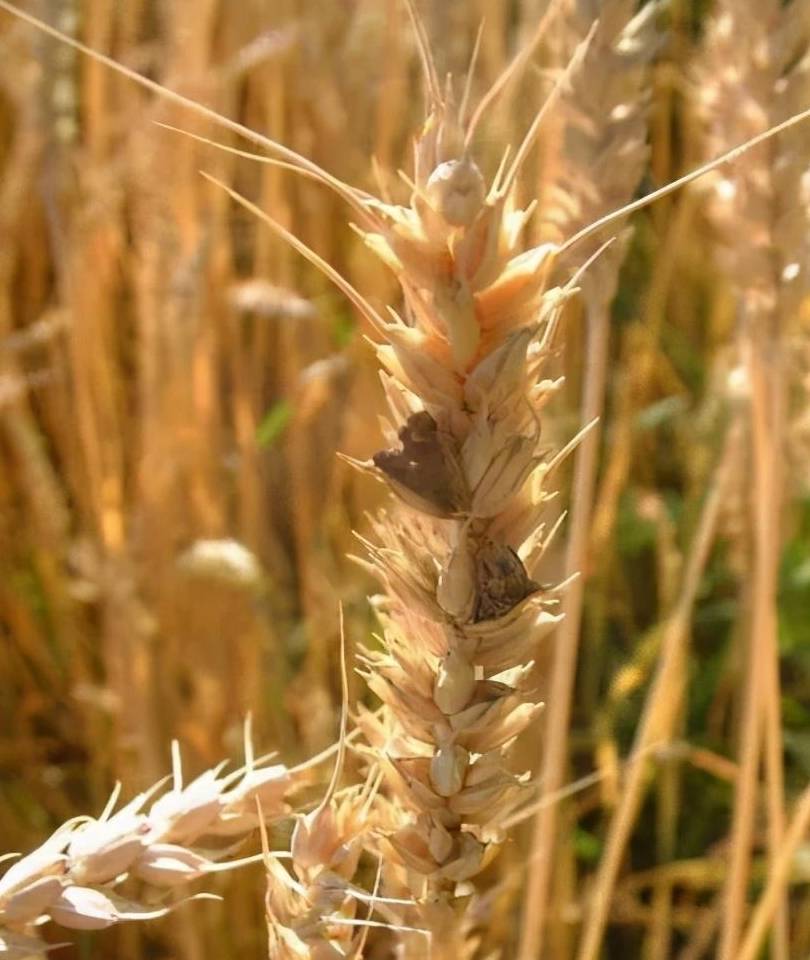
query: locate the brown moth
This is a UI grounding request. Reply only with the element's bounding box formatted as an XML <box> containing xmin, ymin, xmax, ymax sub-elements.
<box><xmin>473</xmin><ymin>540</ymin><xmax>540</xmax><ymax>623</ymax></box>
<box><xmin>372</xmin><ymin>411</ymin><xmax>470</xmax><ymax>518</ymax></box>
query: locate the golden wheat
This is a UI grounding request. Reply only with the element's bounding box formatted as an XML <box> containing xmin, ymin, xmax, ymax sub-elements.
<box><xmin>2</xmin><ymin>1</ymin><xmax>810</xmax><ymax>958</ymax></box>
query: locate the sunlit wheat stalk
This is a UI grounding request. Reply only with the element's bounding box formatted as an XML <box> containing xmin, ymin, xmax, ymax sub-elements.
<box><xmin>518</xmin><ymin>2</ymin><xmax>659</xmax><ymax>953</ymax></box>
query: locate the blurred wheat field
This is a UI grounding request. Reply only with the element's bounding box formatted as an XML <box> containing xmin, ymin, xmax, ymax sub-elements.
<box><xmin>1</xmin><ymin>0</ymin><xmax>810</xmax><ymax>958</ymax></box>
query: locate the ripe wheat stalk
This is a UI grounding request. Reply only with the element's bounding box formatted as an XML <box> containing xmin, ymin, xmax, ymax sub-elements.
<box><xmin>2</xmin><ymin>1</ymin><xmax>810</xmax><ymax>958</ymax></box>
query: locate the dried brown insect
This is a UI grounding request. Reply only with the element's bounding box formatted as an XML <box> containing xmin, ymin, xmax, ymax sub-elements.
<box><xmin>472</xmin><ymin>541</ymin><xmax>540</xmax><ymax>623</ymax></box>
<box><xmin>372</xmin><ymin>411</ymin><xmax>470</xmax><ymax>518</ymax></box>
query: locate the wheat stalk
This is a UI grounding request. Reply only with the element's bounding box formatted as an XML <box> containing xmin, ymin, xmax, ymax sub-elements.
<box><xmin>518</xmin><ymin>3</ymin><xmax>658</xmax><ymax>953</ymax></box>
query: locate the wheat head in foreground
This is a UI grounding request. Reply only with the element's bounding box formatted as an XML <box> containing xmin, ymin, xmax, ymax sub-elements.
<box><xmin>207</xmin><ymin>9</ymin><xmax>588</xmax><ymax>951</ymax></box>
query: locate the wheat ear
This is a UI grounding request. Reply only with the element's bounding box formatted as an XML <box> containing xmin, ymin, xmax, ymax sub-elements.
<box><xmin>323</xmin><ymin>9</ymin><xmax>599</xmax><ymax>954</ymax></box>
<box><xmin>0</xmin><ymin>723</ymin><xmax>326</xmax><ymax>957</ymax></box>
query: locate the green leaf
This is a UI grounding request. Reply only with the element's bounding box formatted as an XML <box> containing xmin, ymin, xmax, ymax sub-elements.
<box><xmin>573</xmin><ymin>826</ymin><xmax>602</xmax><ymax>864</ymax></box>
<box><xmin>256</xmin><ymin>400</ymin><xmax>293</xmax><ymax>448</ymax></box>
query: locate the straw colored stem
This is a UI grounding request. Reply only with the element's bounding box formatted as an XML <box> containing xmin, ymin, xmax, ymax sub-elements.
<box><xmin>576</xmin><ymin>421</ymin><xmax>740</xmax><ymax>960</ymax></box>
<box><xmin>736</xmin><ymin>784</ymin><xmax>810</xmax><ymax>960</ymax></box>
<box><xmin>519</xmin><ymin>292</ymin><xmax>609</xmax><ymax>960</ymax></box>
<box><xmin>719</xmin><ymin>331</ymin><xmax>787</xmax><ymax>960</ymax></box>
<box><xmin>750</xmin><ymin>332</ymin><xmax>788</xmax><ymax>959</ymax></box>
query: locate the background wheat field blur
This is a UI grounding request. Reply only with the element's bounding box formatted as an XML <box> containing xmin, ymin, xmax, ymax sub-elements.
<box><xmin>2</xmin><ymin>0</ymin><xmax>810</xmax><ymax>958</ymax></box>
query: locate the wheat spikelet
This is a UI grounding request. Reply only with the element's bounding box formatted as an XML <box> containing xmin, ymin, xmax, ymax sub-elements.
<box><xmin>0</xmin><ymin>727</ymin><xmax>309</xmax><ymax>956</ymax></box>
